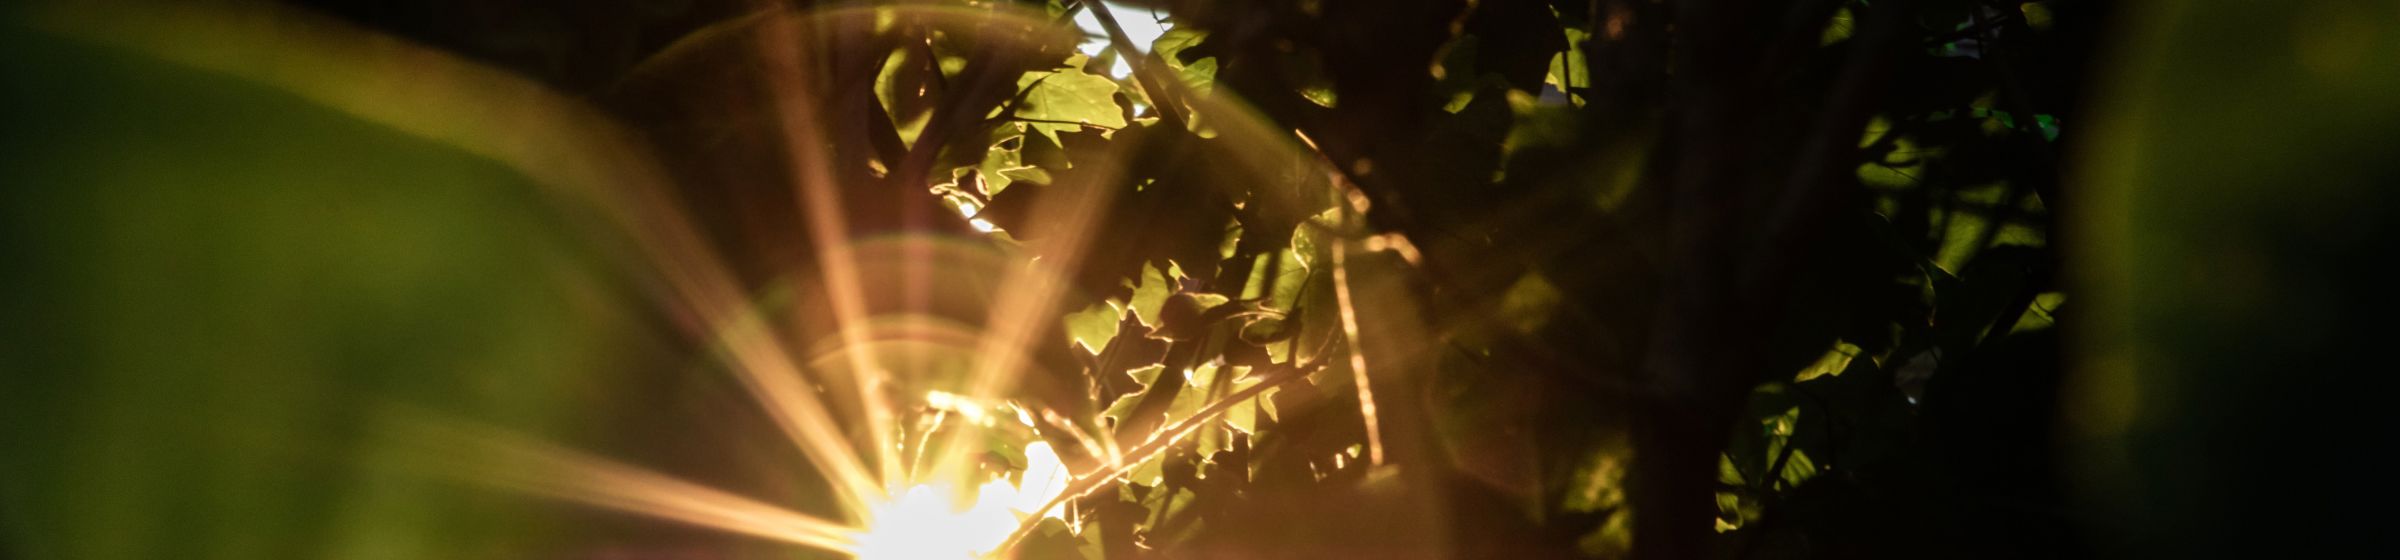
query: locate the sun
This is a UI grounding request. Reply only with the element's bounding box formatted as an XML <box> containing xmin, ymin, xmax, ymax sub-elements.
<box><xmin>851</xmin><ymin>443</ymin><xmax>1071</xmax><ymax>560</ymax></box>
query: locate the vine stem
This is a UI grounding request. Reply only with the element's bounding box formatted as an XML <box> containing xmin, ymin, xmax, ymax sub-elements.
<box><xmin>992</xmin><ymin>360</ymin><xmax>1322</xmax><ymax>555</ymax></box>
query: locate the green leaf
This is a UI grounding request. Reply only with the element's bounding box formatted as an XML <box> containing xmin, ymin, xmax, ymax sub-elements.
<box><xmin>1821</xmin><ymin>7</ymin><xmax>1856</xmax><ymax>45</ymax></box>
<box><xmin>1103</xmin><ymin>364</ymin><xmax>1168</xmax><ymax>424</ymax></box>
<box><xmin>1496</xmin><ymin>272</ymin><xmax>1563</xmax><ymax>334</ymax></box>
<box><xmin>971</xmin><ymin>126</ymin><xmax>1028</xmax><ymax>195</ymax></box>
<box><xmin>874</xmin><ymin>47</ymin><xmax>934</xmax><ymax>145</ymax></box>
<box><xmin>2012</xmin><ymin>292</ymin><xmax>2067</xmax><ymax>334</ymax></box>
<box><xmin>1178</xmin><ymin>57</ymin><xmax>1218</xmax><ymax>96</ymax></box>
<box><xmin>1932</xmin><ymin>182</ymin><xmax>2047</xmax><ymax>273</ymax></box>
<box><xmin>1163</xmin><ymin>365</ymin><xmax>1209</xmax><ymax>418</ymax></box>
<box><xmin>1127</xmin><ymin>261</ymin><xmax>1175</xmax><ymax>328</ymax></box>
<box><xmin>1779</xmin><ymin>448</ymin><xmax>1819</xmax><ymax>489</ymax></box>
<box><xmin>1718</xmin><ymin>453</ymin><xmax>1746</xmax><ymax>486</ymax></box>
<box><xmin>996</xmin><ymin>166</ymin><xmax>1050</xmax><ymax>190</ymax></box>
<box><xmin>1065</xmin><ymin>300</ymin><xmax>1124</xmax><ymax>353</ymax></box>
<box><xmin>1224</xmin><ymin>376</ymin><xmax>1272</xmax><ymax>434</ymax></box>
<box><xmin>1795</xmin><ymin>340</ymin><xmax>1864</xmax><ymax>382</ymax></box>
<box><xmin>1138</xmin><ymin>28</ymin><xmax>1217</xmax><ymax>100</ymax></box>
<box><xmin>1015</xmin><ymin>66</ymin><xmax>1129</xmax><ymax>144</ymax></box>
<box><xmin>1543</xmin><ymin>28</ymin><xmax>1589</xmax><ymax>105</ymax></box>
<box><xmin>1560</xmin><ymin>451</ymin><xmax>1627</xmax><ymax>513</ymax></box>
<box><xmin>1153</xmin><ymin>29</ymin><xmax>1207</xmax><ymax>64</ymax></box>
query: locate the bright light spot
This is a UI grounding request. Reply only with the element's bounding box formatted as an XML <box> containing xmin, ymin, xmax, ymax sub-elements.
<box><xmin>924</xmin><ymin>390</ymin><xmax>995</xmax><ymax>426</ymax></box>
<box><xmin>852</xmin><ymin>483</ymin><xmax>999</xmax><ymax>560</ymax></box>
<box><xmin>952</xmin><ymin>200</ymin><xmax>996</xmax><ymax>233</ymax></box>
<box><xmin>1069</xmin><ymin>1</ymin><xmax>1170</xmax><ymax>78</ymax></box>
<box><xmin>1011</xmin><ymin>405</ymin><xmax>1038</xmax><ymax>430</ymax></box>
<box><xmin>1014</xmin><ymin>442</ymin><xmax>1071</xmax><ymax>516</ymax></box>
<box><xmin>851</xmin><ymin>443</ymin><xmax>1071</xmax><ymax>560</ymax></box>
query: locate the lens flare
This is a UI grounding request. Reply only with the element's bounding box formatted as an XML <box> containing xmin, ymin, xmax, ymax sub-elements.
<box><xmin>852</xmin><ymin>442</ymin><xmax>1070</xmax><ymax>560</ymax></box>
<box><xmin>54</xmin><ymin>4</ymin><xmax>1376</xmax><ymax>558</ymax></box>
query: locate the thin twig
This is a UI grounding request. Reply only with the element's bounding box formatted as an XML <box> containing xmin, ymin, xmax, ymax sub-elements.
<box><xmin>1008</xmin><ymin>117</ymin><xmax>1124</xmax><ymax>130</ymax></box>
<box><xmin>1923</xmin><ymin>12</ymin><xmax>2021</xmax><ymax>46</ymax></box>
<box><xmin>1328</xmin><ymin>238</ymin><xmax>1388</xmax><ymax>466</ymax></box>
<box><xmin>1760</xmin><ymin>439</ymin><xmax>1800</xmax><ymax>493</ymax></box>
<box><xmin>1083</xmin><ymin>0</ymin><xmax>1190</xmax><ymax>128</ymax></box>
<box><xmin>1288</xmin><ymin>130</ymin><xmax>1395</xmax><ymax>468</ymax></box>
<box><xmin>994</xmin><ymin>360</ymin><xmax>1323</xmax><ymax>555</ymax></box>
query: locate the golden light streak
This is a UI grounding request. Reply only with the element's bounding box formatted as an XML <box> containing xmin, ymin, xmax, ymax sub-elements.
<box><xmin>1329</xmin><ymin>238</ymin><xmax>1389</xmax><ymax>467</ymax></box>
<box><xmin>754</xmin><ymin>5</ymin><xmax>906</xmax><ymax>494</ymax></box>
<box><xmin>50</xmin><ymin>5</ymin><xmax>1419</xmax><ymax>559</ymax></box>
<box><xmin>379</xmin><ymin>412</ymin><xmax>856</xmax><ymax>554</ymax></box>
<box><xmin>923</xmin><ymin>390</ymin><xmax>998</xmax><ymax>426</ymax></box>
<box><xmin>711</xmin><ymin>309</ymin><xmax>887</xmax><ymax>513</ymax></box>
<box><xmin>1293</xmin><ymin>129</ymin><xmax>1389</xmax><ymax>468</ymax></box>
<box><xmin>34</xmin><ymin>0</ymin><xmax>885</xmax><ymax>516</ymax></box>
<box><xmin>926</xmin><ymin>147</ymin><xmax>1131</xmax><ymax>485</ymax></box>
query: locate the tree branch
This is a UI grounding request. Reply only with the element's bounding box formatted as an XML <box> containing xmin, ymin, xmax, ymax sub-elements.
<box><xmin>1084</xmin><ymin>0</ymin><xmax>1191</xmax><ymax>128</ymax></box>
<box><xmin>995</xmin><ymin>358</ymin><xmax>1325</xmax><ymax>555</ymax></box>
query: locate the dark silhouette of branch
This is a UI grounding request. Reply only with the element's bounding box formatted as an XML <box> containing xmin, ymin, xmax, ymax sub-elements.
<box><xmin>1083</xmin><ymin>0</ymin><xmax>1190</xmax><ymax>128</ymax></box>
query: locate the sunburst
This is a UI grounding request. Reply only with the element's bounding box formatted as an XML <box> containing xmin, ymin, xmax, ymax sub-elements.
<box><xmin>36</xmin><ymin>2</ymin><xmax>1385</xmax><ymax>558</ymax></box>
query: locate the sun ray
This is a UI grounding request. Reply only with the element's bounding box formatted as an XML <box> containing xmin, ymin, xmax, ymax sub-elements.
<box><xmin>37</xmin><ymin>0</ymin><xmax>888</xmax><ymax>518</ymax></box>
<box><xmin>753</xmin><ymin>5</ymin><xmax>905</xmax><ymax>494</ymax></box>
<box><xmin>47</xmin><ymin>4</ymin><xmax>1435</xmax><ymax>558</ymax></box>
<box><xmin>376</xmin><ymin>412</ymin><xmax>858</xmax><ymax>555</ymax></box>
<box><xmin>926</xmin><ymin>146</ymin><xmax>1131</xmax><ymax>482</ymax></box>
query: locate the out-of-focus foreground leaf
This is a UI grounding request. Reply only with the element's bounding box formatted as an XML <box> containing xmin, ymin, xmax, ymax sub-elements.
<box><xmin>2071</xmin><ymin>1</ymin><xmax>2400</xmax><ymax>557</ymax></box>
<box><xmin>0</xmin><ymin>20</ymin><xmax>660</xmax><ymax>560</ymax></box>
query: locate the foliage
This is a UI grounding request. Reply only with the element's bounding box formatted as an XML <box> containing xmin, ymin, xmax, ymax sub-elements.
<box><xmin>810</xmin><ymin>1</ymin><xmax>2091</xmax><ymax>557</ymax></box>
<box><xmin>1</xmin><ymin>0</ymin><xmax>2113</xmax><ymax>558</ymax></box>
